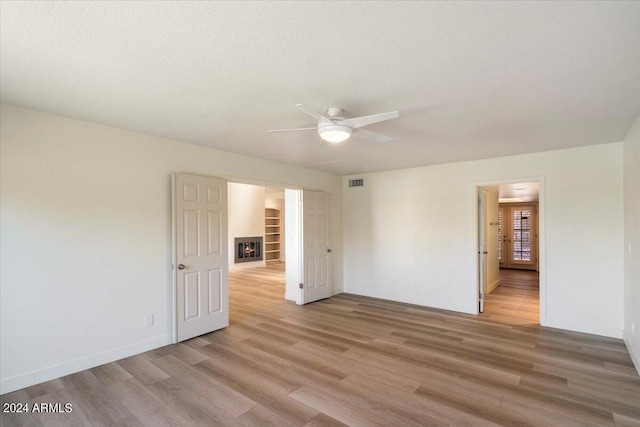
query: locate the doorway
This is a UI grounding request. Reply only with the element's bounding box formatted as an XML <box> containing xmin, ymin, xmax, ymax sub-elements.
<box><xmin>476</xmin><ymin>179</ymin><xmax>544</xmax><ymax>324</ymax></box>
<box><xmin>227</xmin><ymin>183</ymin><xmax>290</xmax><ymax>299</ymax></box>
<box><xmin>227</xmin><ymin>183</ymin><xmax>332</xmax><ymax>306</ymax></box>
<box><xmin>499</xmin><ymin>204</ymin><xmax>538</xmax><ymax>270</ymax></box>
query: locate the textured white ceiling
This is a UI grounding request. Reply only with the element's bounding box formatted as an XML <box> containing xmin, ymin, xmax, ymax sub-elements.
<box><xmin>1</xmin><ymin>1</ymin><xmax>639</xmax><ymax>175</ymax></box>
<box><xmin>498</xmin><ymin>182</ymin><xmax>539</xmax><ymax>202</ymax></box>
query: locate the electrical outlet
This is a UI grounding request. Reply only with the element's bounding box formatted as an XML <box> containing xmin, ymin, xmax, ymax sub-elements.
<box><xmin>145</xmin><ymin>314</ymin><xmax>154</xmax><ymax>327</ymax></box>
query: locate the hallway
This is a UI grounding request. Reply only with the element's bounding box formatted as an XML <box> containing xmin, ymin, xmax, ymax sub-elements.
<box><xmin>480</xmin><ymin>269</ymin><xmax>540</xmax><ymax>325</ymax></box>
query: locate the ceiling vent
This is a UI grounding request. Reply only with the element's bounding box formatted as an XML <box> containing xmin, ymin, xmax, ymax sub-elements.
<box><xmin>349</xmin><ymin>178</ymin><xmax>364</xmax><ymax>188</ymax></box>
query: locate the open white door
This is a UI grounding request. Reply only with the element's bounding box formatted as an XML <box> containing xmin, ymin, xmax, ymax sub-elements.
<box><xmin>172</xmin><ymin>173</ymin><xmax>228</xmax><ymax>342</ymax></box>
<box><xmin>478</xmin><ymin>188</ymin><xmax>487</xmax><ymax>313</ymax></box>
<box><xmin>299</xmin><ymin>190</ymin><xmax>331</xmax><ymax>304</ymax></box>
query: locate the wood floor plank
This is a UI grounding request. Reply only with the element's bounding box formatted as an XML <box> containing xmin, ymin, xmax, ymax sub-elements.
<box><xmin>303</xmin><ymin>412</ymin><xmax>351</xmax><ymax>427</ymax></box>
<box><xmin>90</xmin><ymin>361</ymin><xmax>133</xmax><ymax>387</ymax></box>
<box><xmin>3</xmin><ymin>264</ymin><xmax>639</xmax><ymax>426</ymax></box>
<box><xmin>291</xmin><ymin>341</ymin><xmax>422</xmax><ymax>393</ymax></box>
<box><xmin>31</xmin><ymin>388</ymin><xmax>95</xmax><ymax>427</ymax></box>
<box><xmin>233</xmin><ymin>405</ymin><xmax>299</xmax><ymax>427</ymax></box>
<box><xmin>116</xmin><ymin>354</ymin><xmax>171</xmax><ymax>386</ymax></box>
<box><xmin>150</xmin><ymin>354</ymin><xmax>257</xmax><ymax>418</ymax></box>
<box><xmin>336</xmin><ymin>372</ymin><xmax>498</xmax><ymax>427</ymax></box>
<box><xmin>108</xmin><ymin>377</ymin><xmax>193</xmax><ymax>426</ymax></box>
<box><xmin>146</xmin><ymin>377</ymin><xmax>237</xmax><ymax>426</ymax></box>
<box><xmin>24</xmin><ymin>379</ymin><xmax>65</xmax><ymax>400</ymax></box>
<box><xmin>193</xmin><ymin>357</ymin><xmax>318</xmax><ymax>425</ymax></box>
<box><xmin>0</xmin><ymin>390</ymin><xmax>42</xmax><ymax>427</ymax></box>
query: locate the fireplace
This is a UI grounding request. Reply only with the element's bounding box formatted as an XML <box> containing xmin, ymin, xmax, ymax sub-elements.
<box><xmin>234</xmin><ymin>237</ymin><xmax>263</xmax><ymax>263</ymax></box>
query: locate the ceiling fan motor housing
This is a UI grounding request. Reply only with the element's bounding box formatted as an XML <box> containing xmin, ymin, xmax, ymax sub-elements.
<box><xmin>326</xmin><ymin>107</ymin><xmax>344</xmax><ymax>118</ymax></box>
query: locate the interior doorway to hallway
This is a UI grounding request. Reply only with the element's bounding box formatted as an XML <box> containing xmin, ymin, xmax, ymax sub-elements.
<box><xmin>477</xmin><ymin>180</ymin><xmax>543</xmax><ymax>325</ymax></box>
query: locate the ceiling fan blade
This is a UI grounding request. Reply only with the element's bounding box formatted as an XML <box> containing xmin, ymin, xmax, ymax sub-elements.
<box><xmin>266</xmin><ymin>127</ymin><xmax>317</xmax><ymax>133</ymax></box>
<box><xmin>296</xmin><ymin>104</ymin><xmax>332</xmax><ymax>123</ymax></box>
<box><xmin>353</xmin><ymin>128</ymin><xmax>394</xmax><ymax>143</ymax></box>
<box><xmin>344</xmin><ymin>110</ymin><xmax>399</xmax><ymax>129</ymax></box>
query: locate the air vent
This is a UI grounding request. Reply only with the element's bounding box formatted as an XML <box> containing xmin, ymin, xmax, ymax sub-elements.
<box><xmin>349</xmin><ymin>178</ymin><xmax>364</xmax><ymax>187</ymax></box>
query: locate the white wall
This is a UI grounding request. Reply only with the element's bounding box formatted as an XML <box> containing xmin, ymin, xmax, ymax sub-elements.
<box><xmin>343</xmin><ymin>143</ymin><xmax>624</xmax><ymax>338</ymax></box>
<box><xmin>228</xmin><ymin>182</ymin><xmax>266</xmax><ymax>269</ymax></box>
<box><xmin>0</xmin><ymin>105</ymin><xmax>343</xmax><ymax>394</ymax></box>
<box><xmin>623</xmin><ymin>114</ymin><xmax>640</xmax><ymax>373</ymax></box>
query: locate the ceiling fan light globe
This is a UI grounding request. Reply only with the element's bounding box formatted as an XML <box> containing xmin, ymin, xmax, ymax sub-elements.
<box><xmin>318</xmin><ymin>124</ymin><xmax>352</xmax><ymax>143</ymax></box>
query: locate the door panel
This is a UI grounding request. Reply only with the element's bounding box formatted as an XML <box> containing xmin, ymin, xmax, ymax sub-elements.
<box><xmin>184</xmin><ymin>271</ymin><xmax>200</xmax><ymax>320</ymax></box>
<box><xmin>207</xmin><ymin>211</ymin><xmax>221</xmax><ymax>254</ymax></box>
<box><xmin>183</xmin><ymin>210</ymin><xmax>200</xmax><ymax>257</ymax></box>
<box><xmin>300</xmin><ymin>190</ymin><xmax>331</xmax><ymax>304</ymax></box>
<box><xmin>207</xmin><ymin>268</ymin><xmax>222</xmax><ymax>313</ymax></box>
<box><xmin>174</xmin><ymin>173</ymin><xmax>228</xmax><ymax>342</ymax></box>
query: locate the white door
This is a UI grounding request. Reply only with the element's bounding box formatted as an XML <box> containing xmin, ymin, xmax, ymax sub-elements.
<box><xmin>300</xmin><ymin>190</ymin><xmax>331</xmax><ymax>304</ymax></box>
<box><xmin>173</xmin><ymin>173</ymin><xmax>228</xmax><ymax>342</ymax></box>
<box><xmin>478</xmin><ymin>189</ymin><xmax>486</xmax><ymax>313</ymax></box>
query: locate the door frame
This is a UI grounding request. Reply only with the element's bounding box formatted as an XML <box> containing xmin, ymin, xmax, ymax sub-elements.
<box><xmin>214</xmin><ymin>176</ymin><xmax>305</xmax><ymax>304</ymax></box>
<box><xmin>473</xmin><ymin>177</ymin><xmax>546</xmax><ymax>326</ymax></box>
<box><xmin>478</xmin><ymin>188</ymin><xmax>487</xmax><ymax>313</ymax></box>
<box><xmin>499</xmin><ymin>202</ymin><xmax>539</xmax><ymax>270</ymax></box>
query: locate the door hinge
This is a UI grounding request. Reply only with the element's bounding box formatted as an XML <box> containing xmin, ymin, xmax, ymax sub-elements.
<box><xmin>299</xmin><ymin>283</ymin><xmax>304</xmax><ymax>289</ymax></box>
<box><xmin>479</xmin><ymin>292</ymin><xmax>483</xmax><ymax>299</ymax></box>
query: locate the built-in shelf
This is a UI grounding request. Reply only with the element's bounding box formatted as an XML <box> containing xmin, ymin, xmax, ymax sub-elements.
<box><xmin>265</xmin><ymin>208</ymin><xmax>281</xmax><ymax>263</ymax></box>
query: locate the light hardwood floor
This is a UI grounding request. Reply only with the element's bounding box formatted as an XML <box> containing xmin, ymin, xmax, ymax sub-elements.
<box><xmin>2</xmin><ymin>264</ymin><xmax>639</xmax><ymax>426</ymax></box>
<box><xmin>480</xmin><ymin>269</ymin><xmax>540</xmax><ymax>325</ymax></box>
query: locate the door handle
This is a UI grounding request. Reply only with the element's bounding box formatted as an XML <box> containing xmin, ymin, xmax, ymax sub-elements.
<box><xmin>483</xmin><ymin>251</ymin><xmax>488</xmax><ymax>254</ymax></box>
<box><xmin>178</xmin><ymin>264</ymin><xmax>186</xmax><ymax>270</ymax></box>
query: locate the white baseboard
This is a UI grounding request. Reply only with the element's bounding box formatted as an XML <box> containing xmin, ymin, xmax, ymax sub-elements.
<box><xmin>344</xmin><ymin>286</ymin><xmax>474</xmax><ymax>314</ymax></box>
<box><xmin>623</xmin><ymin>330</ymin><xmax>640</xmax><ymax>376</ymax></box>
<box><xmin>230</xmin><ymin>260</ymin><xmax>266</xmax><ymax>270</ymax></box>
<box><xmin>487</xmin><ymin>279</ymin><xmax>500</xmax><ymax>294</ymax></box>
<box><xmin>543</xmin><ymin>318</ymin><xmax>623</xmax><ymax>339</ymax></box>
<box><xmin>0</xmin><ymin>334</ymin><xmax>172</xmax><ymax>395</ymax></box>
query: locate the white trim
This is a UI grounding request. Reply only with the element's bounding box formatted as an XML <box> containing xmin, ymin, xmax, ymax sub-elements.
<box><xmin>487</xmin><ymin>278</ymin><xmax>500</xmax><ymax>294</ymax></box>
<box><xmin>222</xmin><ymin>175</ymin><xmax>301</xmax><ymax>191</ymax></box>
<box><xmin>171</xmin><ymin>174</ymin><xmax>178</xmax><ymax>344</ymax></box>
<box><xmin>345</xmin><ymin>286</ymin><xmax>474</xmax><ymax>315</ymax></box>
<box><xmin>544</xmin><ymin>318</ymin><xmax>622</xmax><ymax>339</ymax></box>
<box><xmin>230</xmin><ymin>260</ymin><xmax>267</xmax><ymax>270</ymax></box>
<box><xmin>0</xmin><ymin>334</ymin><xmax>172</xmax><ymax>395</ymax></box>
<box><xmin>624</xmin><ymin>330</ymin><xmax>640</xmax><ymax>375</ymax></box>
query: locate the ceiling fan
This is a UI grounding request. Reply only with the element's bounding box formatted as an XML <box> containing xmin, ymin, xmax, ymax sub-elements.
<box><xmin>267</xmin><ymin>104</ymin><xmax>399</xmax><ymax>144</ymax></box>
